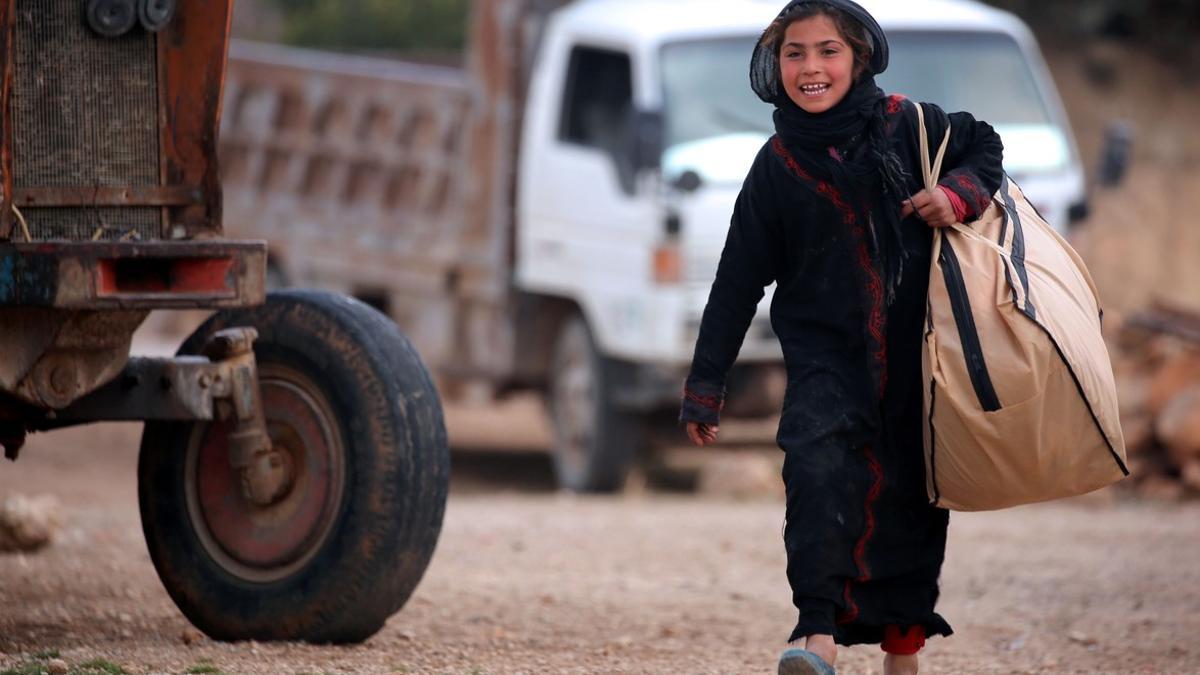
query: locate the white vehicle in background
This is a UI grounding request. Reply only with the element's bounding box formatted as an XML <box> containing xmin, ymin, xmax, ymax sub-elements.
<box><xmin>223</xmin><ymin>0</ymin><xmax>1127</xmax><ymax>492</ymax></box>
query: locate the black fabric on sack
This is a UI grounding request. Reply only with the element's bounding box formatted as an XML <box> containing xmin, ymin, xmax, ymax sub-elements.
<box><xmin>680</xmin><ymin>0</ymin><xmax>1004</xmax><ymax>647</ymax></box>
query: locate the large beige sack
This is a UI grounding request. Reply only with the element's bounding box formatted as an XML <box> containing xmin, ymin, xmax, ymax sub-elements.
<box><xmin>917</xmin><ymin>104</ymin><xmax>1128</xmax><ymax>511</ymax></box>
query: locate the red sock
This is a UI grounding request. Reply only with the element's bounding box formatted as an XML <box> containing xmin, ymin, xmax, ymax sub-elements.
<box><xmin>881</xmin><ymin>624</ymin><xmax>926</xmax><ymax>655</ymax></box>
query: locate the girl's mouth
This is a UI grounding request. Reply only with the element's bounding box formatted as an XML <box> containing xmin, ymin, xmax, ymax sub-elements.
<box><xmin>800</xmin><ymin>83</ymin><xmax>831</xmax><ymax>96</ymax></box>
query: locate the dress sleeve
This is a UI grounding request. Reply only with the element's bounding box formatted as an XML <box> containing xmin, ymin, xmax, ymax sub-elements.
<box><xmin>679</xmin><ymin>147</ymin><xmax>781</xmax><ymax>426</ymax></box>
<box><xmin>919</xmin><ymin>102</ymin><xmax>1005</xmax><ymax>223</ymax></box>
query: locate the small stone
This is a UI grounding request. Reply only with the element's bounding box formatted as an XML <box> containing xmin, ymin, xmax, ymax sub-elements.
<box><xmin>46</xmin><ymin>658</ymin><xmax>69</xmax><ymax>674</ymax></box>
<box><xmin>1067</xmin><ymin>630</ymin><xmax>1098</xmax><ymax>646</ymax></box>
<box><xmin>0</xmin><ymin>494</ymin><xmax>61</xmax><ymax>553</ymax></box>
<box><xmin>181</xmin><ymin>627</ymin><xmax>204</xmax><ymax>645</ymax></box>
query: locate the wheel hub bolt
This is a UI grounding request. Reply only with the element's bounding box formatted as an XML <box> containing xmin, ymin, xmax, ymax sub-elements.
<box><xmin>240</xmin><ymin>447</ymin><xmax>295</xmax><ymax>507</ymax></box>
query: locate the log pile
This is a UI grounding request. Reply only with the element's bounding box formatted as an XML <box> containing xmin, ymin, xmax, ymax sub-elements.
<box><xmin>1115</xmin><ymin>302</ymin><xmax>1200</xmax><ymax>499</ymax></box>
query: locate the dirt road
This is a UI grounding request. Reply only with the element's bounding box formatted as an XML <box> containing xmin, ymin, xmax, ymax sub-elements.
<box><xmin>1</xmin><ymin>420</ymin><xmax>1197</xmax><ymax>675</ymax></box>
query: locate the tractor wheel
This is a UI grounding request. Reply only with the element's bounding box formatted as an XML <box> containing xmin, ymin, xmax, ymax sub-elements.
<box><xmin>138</xmin><ymin>289</ymin><xmax>448</xmax><ymax>643</ymax></box>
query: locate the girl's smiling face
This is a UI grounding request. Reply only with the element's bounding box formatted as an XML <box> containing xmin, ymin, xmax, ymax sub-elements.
<box><xmin>779</xmin><ymin>14</ymin><xmax>855</xmax><ymax>114</ymax></box>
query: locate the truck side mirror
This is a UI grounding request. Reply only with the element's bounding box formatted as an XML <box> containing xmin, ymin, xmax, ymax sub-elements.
<box><xmin>671</xmin><ymin>170</ymin><xmax>703</xmax><ymax>193</ymax></box>
<box><xmin>1097</xmin><ymin>120</ymin><xmax>1133</xmax><ymax>188</ymax></box>
<box><xmin>629</xmin><ymin>109</ymin><xmax>663</xmax><ymax>172</ymax></box>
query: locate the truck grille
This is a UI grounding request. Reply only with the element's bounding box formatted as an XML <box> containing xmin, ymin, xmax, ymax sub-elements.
<box><xmin>10</xmin><ymin>0</ymin><xmax>163</xmax><ymax>241</ymax></box>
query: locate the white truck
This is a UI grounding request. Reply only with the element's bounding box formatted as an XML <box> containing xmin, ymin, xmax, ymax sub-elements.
<box><xmin>220</xmin><ymin>0</ymin><xmax>1102</xmax><ymax>491</ymax></box>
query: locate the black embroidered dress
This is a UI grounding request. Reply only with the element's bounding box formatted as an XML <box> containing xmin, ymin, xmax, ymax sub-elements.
<box><xmin>680</xmin><ymin>96</ymin><xmax>1003</xmax><ymax>646</ymax></box>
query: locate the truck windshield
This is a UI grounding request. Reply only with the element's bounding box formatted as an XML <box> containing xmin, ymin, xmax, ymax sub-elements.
<box><xmin>879</xmin><ymin>31</ymin><xmax>1051</xmax><ymax>125</ymax></box>
<box><xmin>660</xmin><ymin>30</ymin><xmax>1067</xmax><ymax>184</ymax></box>
<box><xmin>660</xmin><ymin>36</ymin><xmax>773</xmax><ymax>184</ymax></box>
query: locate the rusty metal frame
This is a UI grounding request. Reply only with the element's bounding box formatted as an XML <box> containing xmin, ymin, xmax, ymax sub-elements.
<box><xmin>44</xmin><ymin>329</ymin><xmax>263</xmax><ymax>426</ymax></box>
<box><xmin>0</xmin><ymin>0</ymin><xmax>14</xmax><ymax>239</ymax></box>
<box><xmin>0</xmin><ymin>2</ymin><xmax>274</xmax><ymax>466</ymax></box>
<box><xmin>0</xmin><ymin>0</ymin><xmax>234</xmax><ymax>241</ymax></box>
<box><xmin>43</xmin><ymin>355</ymin><xmax>224</xmax><ymax>423</ymax></box>
<box><xmin>13</xmin><ymin>186</ymin><xmax>205</xmax><ymax>208</ymax></box>
<box><xmin>39</xmin><ymin>326</ymin><xmax>285</xmax><ymax>507</ymax></box>
<box><xmin>0</xmin><ymin>240</ymin><xmax>265</xmax><ymax>309</ymax></box>
<box><xmin>158</xmin><ymin>0</ymin><xmax>234</xmax><ymax>239</ymax></box>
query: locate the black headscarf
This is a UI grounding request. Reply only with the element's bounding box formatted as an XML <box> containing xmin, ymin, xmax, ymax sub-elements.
<box><xmin>751</xmin><ymin>0</ymin><xmax>911</xmax><ymax>304</ymax></box>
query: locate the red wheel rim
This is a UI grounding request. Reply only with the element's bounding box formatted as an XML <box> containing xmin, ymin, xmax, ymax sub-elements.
<box><xmin>185</xmin><ymin>363</ymin><xmax>345</xmax><ymax>582</ymax></box>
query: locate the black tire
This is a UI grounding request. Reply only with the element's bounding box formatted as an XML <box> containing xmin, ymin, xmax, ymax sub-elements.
<box><xmin>138</xmin><ymin>289</ymin><xmax>449</xmax><ymax>643</ymax></box>
<box><xmin>546</xmin><ymin>315</ymin><xmax>640</xmax><ymax>492</ymax></box>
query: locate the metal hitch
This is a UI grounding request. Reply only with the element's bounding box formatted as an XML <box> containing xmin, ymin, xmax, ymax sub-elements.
<box><xmin>202</xmin><ymin>328</ymin><xmax>292</xmax><ymax>507</ymax></box>
<box><xmin>42</xmin><ymin>326</ymin><xmax>293</xmax><ymax>506</ymax></box>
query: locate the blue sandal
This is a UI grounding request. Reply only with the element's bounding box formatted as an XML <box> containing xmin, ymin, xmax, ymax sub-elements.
<box><xmin>778</xmin><ymin>648</ymin><xmax>836</xmax><ymax>675</ymax></box>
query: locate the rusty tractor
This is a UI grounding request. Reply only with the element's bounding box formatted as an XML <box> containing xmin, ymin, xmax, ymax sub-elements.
<box><xmin>0</xmin><ymin>0</ymin><xmax>449</xmax><ymax>642</ymax></box>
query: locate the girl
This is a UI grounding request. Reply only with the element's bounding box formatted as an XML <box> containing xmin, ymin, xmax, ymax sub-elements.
<box><xmin>679</xmin><ymin>1</ymin><xmax>1003</xmax><ymax>674</ymax></box>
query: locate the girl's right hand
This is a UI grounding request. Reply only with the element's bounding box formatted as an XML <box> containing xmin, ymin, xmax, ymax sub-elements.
<box><xmin>901</xmin><ymin>188</ymin><xmax>958</xmax><ymax>228</ymax></box>
<box><xmin>686</xmin><ymin>422</ymin><xmax>719</xmax><ymax>447</ymax></box>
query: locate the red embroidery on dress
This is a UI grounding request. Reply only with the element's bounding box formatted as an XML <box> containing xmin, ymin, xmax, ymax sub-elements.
<box><xmin>684</xmin><ymin>388</ymin><xmax>724</xmax><ymax>412</ymax></box>
<box><xmin>837</xmin><ymin>446</ymin><xmax>885</xmax><ymax>624</ymax></box>
<box><xmin>770</xmin><ymin>136</ymin><xmax>887</xmax><ymax>390</ymax></box>
<box><xmin>950</xmin><ymin>172</ymin><xmax>989</xmax><ymax>215</ymax></box>
<box><xmin>772</xmin><ymin>136</ymin><xmax>889</xmax><ymax>623</ymax></box>
<box><xmin>886</xmin><ymin>94</ymin><xmax>906</xmax><ymax>115</ymax></box>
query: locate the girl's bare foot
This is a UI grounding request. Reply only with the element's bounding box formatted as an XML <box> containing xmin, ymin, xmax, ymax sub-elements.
<box><xmin>883</xmin><ymin>652</ymin><xmax>918</xmax><ymax>675</ymax></box>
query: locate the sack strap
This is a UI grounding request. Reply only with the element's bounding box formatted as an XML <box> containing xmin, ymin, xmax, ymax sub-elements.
<box><xmin>916</xmin><ymin>103</ymin><xmax>1028</xmax><ymax>311</ymax></box>
<box><xmin>916</xmin><ymin>102</ymin><xmax>950</xmax><ymax>193</ymax></box>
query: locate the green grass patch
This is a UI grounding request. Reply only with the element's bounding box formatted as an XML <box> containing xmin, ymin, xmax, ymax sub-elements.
<box><xmin>30</xmin><ymin>651</ymin><xmax>59</xmax><ymax>661</ymax></box>
<box><xmin>1</xmin><ymin>656</ymin><xmax>129</xmax><ymax>675</ymax></box>
<box><xmin>183</xmin><ymin>660</ymin><xmax>222</xmax><ymax>675</ymax></box>
<box><xmin>69</xmin><ymin>661</ymin><xmax>128</xmax><ymax>675</ymax></box>
<box><xmin>1</xmin><ymin>662</ymin><xmax>50</xmax><ymax>675</ymax></box>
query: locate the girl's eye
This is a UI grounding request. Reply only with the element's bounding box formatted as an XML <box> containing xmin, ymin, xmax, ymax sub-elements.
<box><xmin>822</xmin><ymin>49</ymin><xmax>838</xmax><ymax>56</ymax></box>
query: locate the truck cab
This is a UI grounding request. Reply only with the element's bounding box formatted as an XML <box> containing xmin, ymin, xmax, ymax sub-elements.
<box><xmin>515</xmin><ymin>0</ymin><xmax>1088</xmax><ymax>488</ymax></box>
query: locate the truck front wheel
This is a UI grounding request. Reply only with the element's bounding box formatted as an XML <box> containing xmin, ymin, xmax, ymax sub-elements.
<box><xmin>138</xmin><ymin>290</ymin><xmax>449</xmax><ymax>643</ymax></box>
<box><xmin>547</xmin><ymin>315</ymin><xmax>640</xmax><ymax>492</ymax></box>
